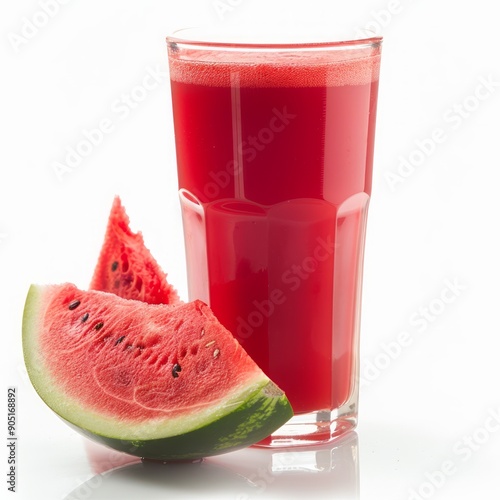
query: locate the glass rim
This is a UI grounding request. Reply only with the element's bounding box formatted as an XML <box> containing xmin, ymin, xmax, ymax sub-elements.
<box><xmin>166</xmin><ymin>27</ymin><xmax>382</xmax><ymax>52</ymax></box>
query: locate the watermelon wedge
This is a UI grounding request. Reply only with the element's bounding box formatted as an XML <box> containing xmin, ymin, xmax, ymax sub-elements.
<box><xmin>22</xmin><ymin>283</ymin><xmax>292</xmax><ymax>461</ymax></box>
<box><xmin>90</xmin><ymin>196</ymin><xmax>180</xmax><ymax>305</ymax></box>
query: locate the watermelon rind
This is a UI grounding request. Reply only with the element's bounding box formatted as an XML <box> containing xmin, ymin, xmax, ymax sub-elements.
<box><xmin>69</xmin><ymin>379</ymin><xmax>289</xmax><ymax>461</ymax></box>
<box><xmin>22</xmin><ymin>284</ymin><xmax>293</xmax><ymax>461</ymax></box>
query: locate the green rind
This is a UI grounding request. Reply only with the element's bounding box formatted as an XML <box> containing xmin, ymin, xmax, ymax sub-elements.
<box><xmin>67</xmin><ymin>380</ymin><xmax>292</xmax><ymax>461</ymax></box>
<box><xmin>22</xmin><ymin>284</ymin><xmax>293</xmax><ymax>460</ymax></box>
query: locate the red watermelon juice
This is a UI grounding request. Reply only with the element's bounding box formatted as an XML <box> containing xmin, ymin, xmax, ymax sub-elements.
<box><xmin>168</xmin><ymin>36</ymin><xmax>382</xmax><ymax>444</ymax></box>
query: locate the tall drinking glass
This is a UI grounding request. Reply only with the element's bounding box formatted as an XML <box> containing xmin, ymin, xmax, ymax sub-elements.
<box><xmin>167</xmin><ymin>29</ymin><xmax>382</xmax><ymax>446</ymax></box>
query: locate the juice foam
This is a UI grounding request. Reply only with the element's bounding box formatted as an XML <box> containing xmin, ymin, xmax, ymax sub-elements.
<box><xmin>168</xmin><ymin>42</ymin><xmax>381</xmax><ymax>87</ymax></box>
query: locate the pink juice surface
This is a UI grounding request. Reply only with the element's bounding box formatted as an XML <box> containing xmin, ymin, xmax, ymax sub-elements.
<box><xmin>169</xmin><ymin>46</ymin><xmax>380</xmax><ymax>414</ymax></box>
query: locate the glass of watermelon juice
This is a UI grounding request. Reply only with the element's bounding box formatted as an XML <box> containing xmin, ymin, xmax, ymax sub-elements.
<box><xmin>167</xmin><ymin>29</ymin><xmax>382</xmax><ymax>446</ymax></box>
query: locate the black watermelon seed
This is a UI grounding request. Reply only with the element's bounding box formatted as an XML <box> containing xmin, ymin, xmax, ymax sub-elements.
<box><xmin>111</xmin><ymin>261</ymin><xmax>119</xmax><ymax>272</ymax></box>
<box><xmin>68</xmin><ymin>300</ymin><xmax>81</xmax><ymax>310</ymax></box>
<box><xmin>81</xmin><ymin>313</ymin><xmax>89</xmax><ymax>323</ymax></box>
<box><xmin>172</xmin><ymin>364</ymin><xmax>182</xmax><ymax>378</ymax></box>
<box><xmin>115</xmin><ymin>336</ymin><xmax>125</xmax><ymax>345</ymax></box>
<box><xmin>94</xmin><ymin>322</ymin><xmax>104</xmax><ymax>331</ymax></box>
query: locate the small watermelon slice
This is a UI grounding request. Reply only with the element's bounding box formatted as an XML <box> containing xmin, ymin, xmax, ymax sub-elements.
<box><xmin>22</xmin><ymin>283</ymin><xmax>292</xmax><ymax>461</ymax></box>
<box><xmin>90</xmin><ymin>196</ymin><xmax>180</xmax><ymax>305</ymax></box>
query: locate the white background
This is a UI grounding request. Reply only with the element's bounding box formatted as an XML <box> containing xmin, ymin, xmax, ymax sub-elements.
<box><xmin>2</xmin><ymin>1</ymin><xmax>500</xmax><ymax>499</ymax></box>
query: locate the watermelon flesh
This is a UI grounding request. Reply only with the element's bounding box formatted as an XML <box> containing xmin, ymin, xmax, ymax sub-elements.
<box><xmin>22</xmin><ymin>283</ymin><xmax>292</xmax><ymax>460</ymax></box>
<box><xmin>90</xmin><ymin>196</ymin><xmax>180</xmax><ymax>305</ymax></box>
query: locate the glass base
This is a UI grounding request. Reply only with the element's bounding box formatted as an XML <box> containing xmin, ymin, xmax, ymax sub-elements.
<box><xmin>256</xmin><ymin>407</ymin><xmax>357</xmax><ymax>448</ymax></box>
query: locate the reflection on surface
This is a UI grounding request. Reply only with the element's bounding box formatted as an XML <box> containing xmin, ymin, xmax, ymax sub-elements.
<box><xmin>214</xmin><ymin>431</ymin><xmax>359</xmax><ymax>499</ymax></box>
<box><xmin>84</xmin><ymin>440</ymin><xmax>141</xmax><ymax>475</ymax></box>
<box><xmin>66</xmin><ymin>431</ymin><xmax>359</xmax><ymax>499</ymax></box>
